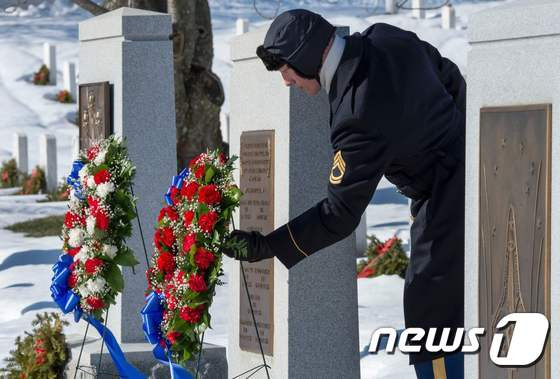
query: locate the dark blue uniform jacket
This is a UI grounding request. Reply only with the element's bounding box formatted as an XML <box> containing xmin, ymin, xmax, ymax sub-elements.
<box><xmin>266</xmin><ymin>23</ymin><xmax>466</xmax><ymax>364</ymax></box>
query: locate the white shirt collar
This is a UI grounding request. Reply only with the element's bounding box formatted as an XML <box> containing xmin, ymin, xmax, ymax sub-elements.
<box><xmin>319</xmin><ymin>34</ymin><xmax>346</xmax><ymax>95</ymax></box>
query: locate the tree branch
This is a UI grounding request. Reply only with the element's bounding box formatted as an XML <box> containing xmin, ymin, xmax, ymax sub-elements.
<box><xmin>72</xmin><ymin>0</ymin><xmax>109</xmax><ymax>15</ymax></box>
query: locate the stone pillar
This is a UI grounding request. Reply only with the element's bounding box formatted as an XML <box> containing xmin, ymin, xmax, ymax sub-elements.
<box><xmin>63</xmin><ymin>61</ymin><xmax>77</xmax><ymax>101</ymax></box>
<box><xmin>43</xmin><ymin>42</ymin><xmax>56</xmax><ymax>85</ymax></box>
<box><xmin>229</xmin><ymin>26</ymin><xmax>360</xmax><ymax>379</ymax></box>
<box><xmin>76</xmin><ymin>8</ymin><xmax>227</xmax><ymax>377</ymax></box>
<box><xmin>412</xmin><ymin>0</ymin><xmax>425</xmax><ymax>19</ymax></box>
<box><xmin>385</xmin><ymin>0</ymin><xmax>397</xmax><ymax>14</ymax></box>
<box><xmin>39</xmin><ymin>134</ymin><xmax>57</xmax><ymax>192</ymax></box>
<box><xmin>13</xmin><ymin>132</ymin><xmax>28</xmax><ymax>175</ymax></box>
<box><xmin>442</xmin><ymin>4</ymin><xmax>455</xmax><ymax>29</ymax></box>
<box><xmin>466</xmin><ymin>2</ymin><xmax>560</xmax><ymax>378</ymax></box>
<box><xmin>356</xmin><ymin>213</ymin><xmax>367</xmax><ymax>257</ymax></box>
<box><xmin>80</xmin><ymin>5</ymin><xmax>176</xmax><ymax>345</ymax></box>
<box><xmin>236</xmin><ymin>18</ymin><xmax>249</xmax><ymax>36</ymax></box>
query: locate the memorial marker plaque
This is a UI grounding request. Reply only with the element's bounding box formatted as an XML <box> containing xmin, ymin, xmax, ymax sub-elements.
<box><xmin>79</xmin><ymin>81</ymin><xmax>111</xmax><ymax>150</ymax></box>
<box><xmin>239</xmin><ymin>130</ymin><xmax>274</xmax><ymax>356</ymax></box>
<box><xmin>479</xmin><ymin>105</ymin><xmax>551</xmax><ymax>379</ymax></box>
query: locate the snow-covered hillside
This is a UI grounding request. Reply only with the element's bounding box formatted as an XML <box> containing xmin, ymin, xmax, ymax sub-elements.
<box><xmin>0</xmin><ymin>0</ymin><xmax>509</xmax><ymax>377</ymax></box>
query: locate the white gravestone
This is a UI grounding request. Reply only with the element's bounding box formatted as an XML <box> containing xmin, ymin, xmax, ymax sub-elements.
<box><xmin>466</xmin><ymin>1</ymin><xmax>560</xmax><ymax>378</ymax></box>
<box><xmin>76</xmin><ymin>8</ymin><xmax>227</xmax><ymax>377</ymax></box>
<box><xmin>43</xmin><ymin>42</ymin><xmax>56</xmax><ymax>85</ymax></box>
<box><xmin>72</xmin><ymin>135</ymin><xmax>80</xmax><ymax>160</ymax></box>
<box><xmin>236</xmin><ymin>18</ymin><xmax>249</xmax><ymax>36</ymax></box>
<box><xmin>63</xmin><ymin>61</ymin><xmax>77</xmax><ymax>101</ymax></box>
<box><xmin>229</xmin><ymin>26</ymin><xmax>360</xmax><ymax>379</ymax></box>
<box><xmin>79</xmin><ymin>5</ymin><xmax>176</xmax><ymax>345</ymax></box>
<box><xmin>39</xmin><ymin>134</ymin><xmax>57</xmax><ymax>192</ymax></box>
<box><xmin>220</xmin><ymin>111</ymin><xmax>230</xmax><ymax>144</ymax></box>
<box><xmin>13</xmin><ymin>132</ymin><xmax>28</xmax><ymax>174</ymax></box>
<box><xmin>412</xmin><ymin>0</ymin><xmax>425</xmax><ymax>19</ymax></box>
<box><xmin>386</xmin><ymin>0</ymin><xmax>397</xmax><ymax>14</ymax></box>
<box><xmin>442</xmin><ymin>4</ymin><xmax>456</xmax><ymax>30</ymax></box>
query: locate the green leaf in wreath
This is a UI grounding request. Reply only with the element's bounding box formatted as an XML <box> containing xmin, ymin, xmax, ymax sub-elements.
<box><xmin>95</xmin><ymin>163</ymin><xmax>110</xmax><ymax>172</ymax></box>
<box><xmin>113</xmin><ymin>248</ymin><xmax>139</xmax><ymax>267</ymax></box>
<box><xmin>202</xmin><ymin>311</ymin><xmax>211</xmax><ymax>328</ymax></box>
<box><xmin>231</xmin><ymin>186</ymin><xmax>243</xmax><ymax>202</ymax></box>
<box><xmin>105</xmin><ymin>264</ymin><xmax>124</xmax><ymax>292</ymax></box>
<box><xmin>212</xmin><ymin>230</ymin><xmax>220</xmax><ymax>244</ymax></box>
<box><xmin>182</xmin><ymin>349</ymin><xmax>191</xmax><ymax>363</ymax></box>
<box><xmin>189</xmin><ymin>250</ymin><xmax>196</xmax><ymax>266</ymax></box>
<box><xmin>204</xmin><ymin>166</ymin><xmax>215</xmax><ymax>183</ymax></box>
<box><xmin>198</xmin><ymin>202</ymin><xmax>209</xmax><ymax>215</ymax></box>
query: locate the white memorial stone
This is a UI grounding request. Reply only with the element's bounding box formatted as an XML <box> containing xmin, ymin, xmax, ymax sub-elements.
<box><xmin>385</xmin><ymin>0</ymin><xmax>397</xmax><ymax>14</ymax></box>
<box><xmin>442</xmin><ymin>4</ymin><xmax>455</xmax><ymax>29</ymax></box>
<box><xmin>236</xmin><ymin>18</ymin><xmax>249</xmax><ymax>36</ymax></box>
<box><xmin>63</xmin><ymin>61</ymin><xmax>77</xmax><ymax>101</ymax></box>
<box><xmin>43</xmin><ymin>42</ymin><xmax>56</xmax><ymax>85</ymax></box>
<box><xmin>13</xmin><ymin>132</ymin><xmax>28</xmax><ymax>174</ymax></box>
<box><xmin>80</xmin><ymin>5</ymin><xmax>175</xmax><ymax>345</ymax></box>
<box><xmin>72</xmin><ymin>135</ymin><xmax>80</xmax><ymax>160</ymax></box>
<box><xmin>412</xmin><ymin>0</ymin><xmax>425</xmax><ymax>19</ymax></box>
<box><xmin>220</xmin><ymin>111</ymin><xmax>230</xmax><ymax>144</ymax></box>
<box><xmin>466</xmin><ymin>1</ymin><xmax>560</xmax><ymax>378</ymax></box>
<box><xmin>39</xmin><ymin>134</ymin><xmax>57</xmax><ymax>192</ymax></box>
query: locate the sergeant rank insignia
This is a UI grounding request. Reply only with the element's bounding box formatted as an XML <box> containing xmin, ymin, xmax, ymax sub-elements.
<box><xmin>329</xmin><ymin>150</ymin><xmax>346</xmax><ymax>185</ymax></box>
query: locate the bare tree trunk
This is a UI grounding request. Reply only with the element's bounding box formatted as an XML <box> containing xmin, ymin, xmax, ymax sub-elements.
<box><xmin>72</xmin><ymin>0</ymin><xmax>108</xmax><ymax>15</ymax></box>
<box><xmin>76</xmin><ymin>0</ymin><xmax>225</xmax><ymax>170</ymax></box>
<box><xmin>172</xmin><ymin>0</ymin><xmax>224</xmax><ymax>169</ymax></box>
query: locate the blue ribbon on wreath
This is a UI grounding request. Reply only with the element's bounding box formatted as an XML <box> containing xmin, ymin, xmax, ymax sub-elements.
<box><xmin>164</xmin><ymin>168</ymin><xmax>189</xmax><ymax>206</ymax></box>
<box><xmin>50</xmin><ymin>254</ymin><xmax>145</xmax><ymax>378</ymax></box>
<box><xmin>140</xmin><ymin>291</ymin><xmax>194</xmax><ymax>379</ymax></box>
<box><xmin>66</xmin><ymin>160</ymin><xmax>85</xmax><ymax>200</ymax></box>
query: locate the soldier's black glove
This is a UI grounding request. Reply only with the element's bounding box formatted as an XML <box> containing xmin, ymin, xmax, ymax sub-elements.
<box><xmin>224</xmin><ymin>230</ymin><xmax>275</xmax><ymax>262</ymax></box>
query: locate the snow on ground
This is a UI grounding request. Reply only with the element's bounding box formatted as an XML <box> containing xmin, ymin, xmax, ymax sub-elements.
<box><xmin>0</xmin><ymin>192</ymin><xmax>82</xmax><ymax>361</ymax></box>
<box><xmin>0</xmin><ymin>0</ymin><xmax>511</xmax><ymax>376</ymax></box>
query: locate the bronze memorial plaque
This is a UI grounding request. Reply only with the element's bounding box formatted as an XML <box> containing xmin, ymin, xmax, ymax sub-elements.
<box><xmin>479</xmin><ymin>105</ymin><xmax>551</xmax><ymax>379</ymax></box>
<box><xmin>79</xmin><ymin>82</ymin><xmax>111</xmax><ymax>151</ymax></box>
<box><xmin>239</xmin><ymin>130</ymin><xmax>275</xmax><ymax>356</ymax></box>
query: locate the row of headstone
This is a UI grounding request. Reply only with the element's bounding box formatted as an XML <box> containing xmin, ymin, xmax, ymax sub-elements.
<box><xmin>42</xmin><ymin>42</ymin><xmax>78</xmax><ymax>100</ymax></box>
<box><xmin>385</xmin><ymin>0</ymin><xmax>455</xmax><ymax>29</ymax></box>
<box><xmin>12</xmin><ymin>132</ymin><xmax>72</xmax><ymax>192</ymax></box>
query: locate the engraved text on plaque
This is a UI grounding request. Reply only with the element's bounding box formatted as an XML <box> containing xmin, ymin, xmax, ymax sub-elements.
<box><xmin>239</xmin><ymin>130</ymin><xmax>275</xmax><ymax>356</ymax></box>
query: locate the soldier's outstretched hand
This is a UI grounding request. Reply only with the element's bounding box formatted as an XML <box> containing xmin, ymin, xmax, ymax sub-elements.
<box><xmin>223</xmin><ymin>230</ymin><xmax>275</xmax><ymax>263</ymax></box>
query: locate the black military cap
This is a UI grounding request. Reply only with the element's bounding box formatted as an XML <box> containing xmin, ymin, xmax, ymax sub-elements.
<box><xmin>257</xmin><ymin>9</ymin><xmax>334</xmax><ymax>79</ymax></box>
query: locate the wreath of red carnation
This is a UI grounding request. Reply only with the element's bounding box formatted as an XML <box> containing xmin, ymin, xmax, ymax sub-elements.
<box><xmin>146</xmin><ymin>150</ymin><xmax>242</xmax><ymax>363</ymax></box>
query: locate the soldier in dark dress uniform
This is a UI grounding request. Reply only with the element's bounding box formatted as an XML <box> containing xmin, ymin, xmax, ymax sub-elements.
<box><xmin>225</xmin><ymin>9</ymin><xmax>466</xmax><ymax>379</ymax></box>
